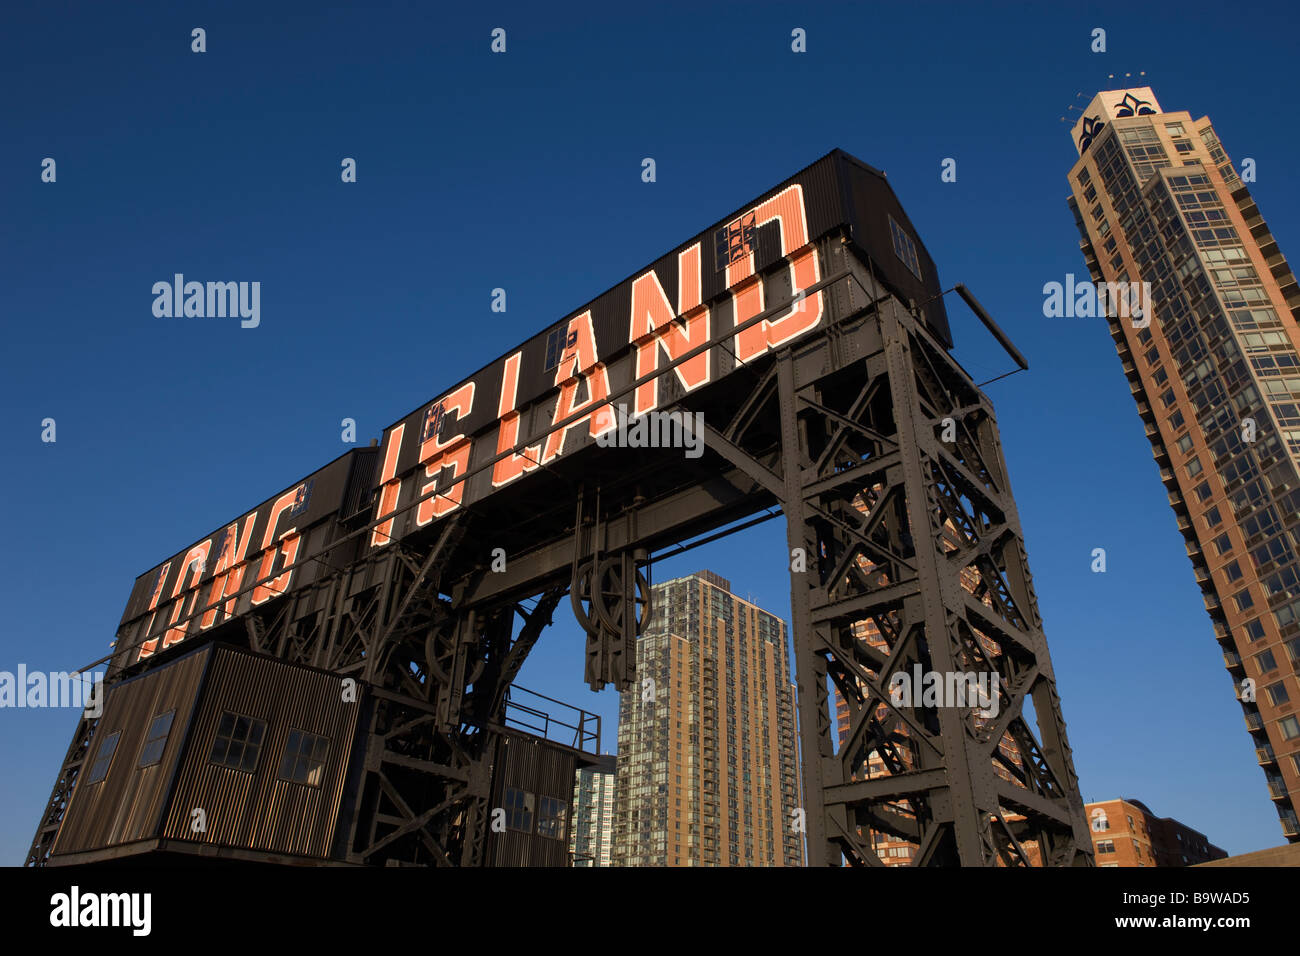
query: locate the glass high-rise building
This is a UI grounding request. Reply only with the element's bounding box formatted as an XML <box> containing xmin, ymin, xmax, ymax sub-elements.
<box><xmin>1067</xmin><ymin>88</ymin><xmax>1300</xmax><ymax>841</ymax></box>
<box><xmin>570</xmin><ymin>754</ymin><xmax>616</xmax><ymax>866</ymax></box>
<box><xmin>611</xmin><ymin>570</ymin><xmax>804</xmax><ymax>866</ymax></box>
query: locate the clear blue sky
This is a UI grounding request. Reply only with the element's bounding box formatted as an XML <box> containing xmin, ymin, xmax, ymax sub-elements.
<box><xmin>3</xmin><ymin>0</ymin><xmax>1298</xmax><ymax>864</ymax></box>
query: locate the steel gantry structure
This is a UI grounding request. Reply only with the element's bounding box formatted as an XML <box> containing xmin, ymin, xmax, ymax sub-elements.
<box><xmin>28</xmin><ymin>150</ymin><xmax>1091</xmax><ymax>867</ymax></box>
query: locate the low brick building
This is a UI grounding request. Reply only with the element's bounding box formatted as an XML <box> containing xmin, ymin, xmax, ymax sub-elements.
<box><xmin>1085</xmin><ymin>797</ymin><xmax>1226</xmax><ymax>867</ymax></box>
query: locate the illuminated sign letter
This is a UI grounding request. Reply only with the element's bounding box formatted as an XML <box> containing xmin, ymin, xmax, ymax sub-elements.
<box><xmin>200</xmin><ymin>515</ymin><xmax>258</xmax><ymax>629</ymax></box>
<box><xmin>492</xmin><ymin>352</ymin><xmax>542</xmax><ymax>488</ymax></box>
<box><xmin>136</xmin><ymin>561</ymin><xmax>173</xmax><ymax>661</ymax></box>
<box><xmin>415</xmin><ymin>382</ymin><xmax>475</xmax><ymax>526</ymax></box>
<box><xmin>730</xmin><ymin>185</ymin><xmax>823</xmax><ymax>363</ymax></box>
<box><xmin>542</xmin><ymin>311</ymin><xmax>614</xmax><ymax>463</ymax></box>
<box><xmin>161</xmin><ymin>540</ymin><xmax>213</xmax><ymax>650</ymax></box>
<box><xmin>251</xmin><ymin>487</ymin><xmax>305</xmax><ymax>605</ymax></box>
<box><xmin>629</xmin><ymin>244</ymin><xmax>711</xmax><ymax>417</ymax></box>
<box><xmin>370</xmin><ymin>423</ymin><xmax>406</xmax><ymax>548</ymax></box>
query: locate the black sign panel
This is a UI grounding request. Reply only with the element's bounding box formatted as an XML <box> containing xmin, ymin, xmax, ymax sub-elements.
<box><xmin>117</xmin><ymin>453</ymin><xmax>358</xmax><ymax>651</ymax></box>
<box><xmin>118</xmin><ymin>150</ymin><xmax>952</xmax><ymax>656</ymax></box>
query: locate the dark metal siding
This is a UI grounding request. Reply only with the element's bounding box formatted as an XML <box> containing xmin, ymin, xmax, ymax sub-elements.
<box><xmin>341</xmin><ymin>447</ymin><xmax>380</xmax><ymax>520</ymax></box>
<box><xmin>487</xmin><ymin>732</ymin><xmax>578</xmax><ymax>867</ymax></box>
<box><xmin>161</xmin><ymin>646</ymin><xmax>358</xmax><ymax>860</ymax></box>
<box><xmin>51</xmin><ymin>645</ymin><xmax>210</xmax><ymax>856</ymax></box>
<box><xmin>834</xmin><ymin>152</ymin><xmax>953</xmax><ymax>347</ymax></box>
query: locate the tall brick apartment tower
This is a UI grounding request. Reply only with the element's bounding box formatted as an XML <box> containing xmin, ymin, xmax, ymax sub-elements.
<box><xmin>611</xmin><ymin>571</ymin><xmax>804</xmax><ymax>866</ymax></box>
<box><xmin>1067</xmin><ymin>88</ymin><xmax>1300</xmax><ymax>842</ymax></box>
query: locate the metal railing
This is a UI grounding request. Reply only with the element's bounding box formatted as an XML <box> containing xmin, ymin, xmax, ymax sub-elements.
<box><xmin>503</xmin><ymin>684</ymin><xmax>601</xmax><ymax>753</ymax></box>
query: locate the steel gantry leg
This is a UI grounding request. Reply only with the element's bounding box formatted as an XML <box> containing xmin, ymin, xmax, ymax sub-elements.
<box><xmin>777</xmin><ymin>298</ymin><xmax>1092</xmax><ymax>867</ymax></box>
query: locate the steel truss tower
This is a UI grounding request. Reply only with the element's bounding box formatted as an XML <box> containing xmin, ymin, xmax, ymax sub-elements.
<box><xmin>774</xmin><ymin>291</ymin><xmax>1091</xmax><ymax>866</ymax></box>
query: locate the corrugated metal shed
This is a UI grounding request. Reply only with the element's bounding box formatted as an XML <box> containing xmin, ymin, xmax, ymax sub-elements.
<box><xmin>50</xmin><ymin>644</ymin><xmax>361</xmax><ymax>865</ymax></box>
<box><xmin>486</xmin><ymin>731</ymin><xmax>582</xmax><ymax>867</ymax></box>
<box><xmin>161</xmin><ymin>646</ymin><xmax>358</xmax><ymax>859</ymax></box>
<box><xmin>52</xmin><ymin>645</ymin><xmax>209</xmax><ymax>855</ymax></box>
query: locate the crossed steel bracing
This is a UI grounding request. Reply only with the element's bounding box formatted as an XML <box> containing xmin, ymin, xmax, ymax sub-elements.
<box><xmin>29</xmin><ymin>240</ymin><xmax>1092</xmax><ymax>867</ymax></box>
<box><xmin>26</xmin><ymin>712</ymin><xmax>96</xmax><ymax>866</ymax></box>
<box><xmin>769</xmin><ymin>301</ymin><xmax>1092</xmax><ymax>866</ymax></box>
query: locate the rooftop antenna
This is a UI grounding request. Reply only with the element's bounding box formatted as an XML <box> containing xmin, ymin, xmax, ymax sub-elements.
<box><xmin>1059</xmin><ymin>91</ymin><xmax>1085</xmax><ymax>123</ymax></box>
<box><xmin>1101</xmin><ymin>70</ymin><xmax>1151</xmax><ymax>96</ymax></box>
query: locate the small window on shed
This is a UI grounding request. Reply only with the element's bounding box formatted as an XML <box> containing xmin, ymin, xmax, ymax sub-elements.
<box><xmin>537</xmin><ymin>796</ymin><xmax>567</xmax><ymax>839</ymax></box>
<box><xmin>544</xmin><ymin>327</ymin><xmax>578</xmax><ymax>372</ymax></box>
<box><xmin>888</xmin><ymin>215</ymin><xmax>923</xmax><ymax>280</ymax></box>
<box><xmin>209</xmin><ymin>712</ymin><xmax>267</xmax><ymax>773</ymax></box>
<box><xmin>86</xmin><ymin>731</ymin><xmax>121</xmax><ymax>784</ymax></box>
<box><xmin>138</xmin><ymin>711</ymin><xmax>175</xmax><ymax>767</ymax></box>
<box><xmin>278</xmin><ymin>729</ymin><xmax>330</xmax><ymax>787</ymax></box>
<box><xmin>504</xmin><ymin>786</ymin><xmax>535</xmax><ymax>832</ymax></box>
